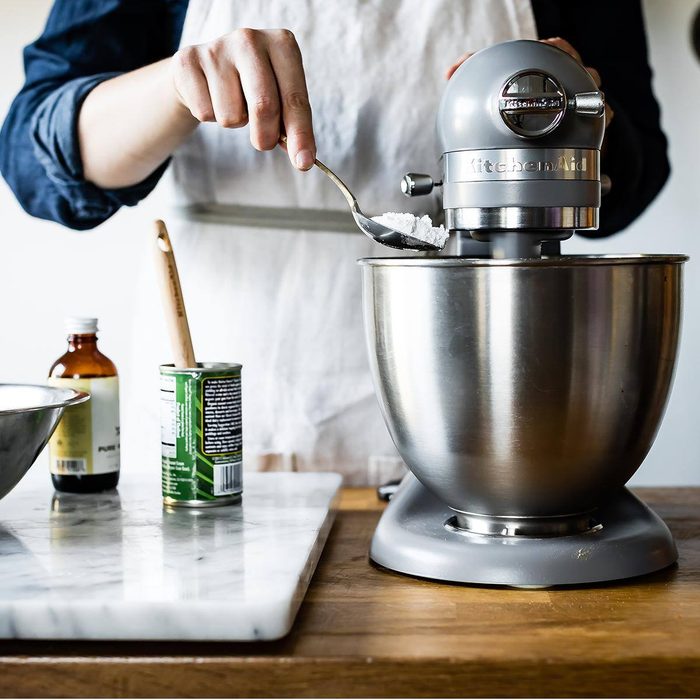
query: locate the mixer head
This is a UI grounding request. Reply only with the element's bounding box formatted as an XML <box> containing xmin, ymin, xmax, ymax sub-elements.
<box><xmin>402</xmin><ymin>40</ymin><xmax>606</xmax><ymax>258</ymax></box>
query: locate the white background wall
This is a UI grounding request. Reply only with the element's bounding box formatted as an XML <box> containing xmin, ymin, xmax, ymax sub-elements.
<box><xmin>0</xmin><ymin>0</ymin><xmax>698</xmax><ymax>485</ymax></box>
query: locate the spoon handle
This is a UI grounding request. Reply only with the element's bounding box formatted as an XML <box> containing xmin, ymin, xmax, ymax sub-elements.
<box><xmin>311</xmin><ymin>158</ymin><xmax>358</xmax><ymax>211</ymax></box>
<box><xmin>280</xmin><ymin>135</ymin><xmax>358</xmax><ymax>211</ymax></box>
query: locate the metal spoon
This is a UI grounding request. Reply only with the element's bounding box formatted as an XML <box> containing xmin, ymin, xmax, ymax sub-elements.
<box><xmin>281</xmin><ymin>138</ymin><xmax>441</xmax><ymax>251</ymax></box>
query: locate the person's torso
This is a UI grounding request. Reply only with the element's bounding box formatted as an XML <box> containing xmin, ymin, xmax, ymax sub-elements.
<box><xmin>130</xmin><ymin>0</ymin><xmax>537</xmax><ymax>482</ymax></box>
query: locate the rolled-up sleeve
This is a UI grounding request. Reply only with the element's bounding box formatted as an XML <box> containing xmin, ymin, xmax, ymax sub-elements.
<box><xmin>0</xmin><ymin>0</ymin><xmax>187</xmax><ymax>230</ymax></box>
<box><xmin>29</xmin><ymin>73</ymin><xmax>169</xmax><ymax>227</ymax></box>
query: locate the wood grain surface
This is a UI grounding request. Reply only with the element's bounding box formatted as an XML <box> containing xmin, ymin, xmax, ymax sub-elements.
<box><xmin>0</xmin><ymin>487</ymin><xmax>698</xmax><ymax>698</ymax></box>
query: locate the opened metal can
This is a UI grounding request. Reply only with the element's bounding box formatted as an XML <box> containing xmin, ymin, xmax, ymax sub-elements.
<box><xmin>160</xmin><ymin>362</ymin><xmax>242</xmax><ymax>507</ymax></box>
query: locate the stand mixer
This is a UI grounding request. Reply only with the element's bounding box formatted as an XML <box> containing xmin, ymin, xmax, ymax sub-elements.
<box><xmin>360</xmin><ymin>40</ymin><xmax>687</xmax><ymax>586</ymax></box>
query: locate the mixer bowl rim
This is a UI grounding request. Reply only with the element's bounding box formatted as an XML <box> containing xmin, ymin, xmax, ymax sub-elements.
<box><xmin>0</xmin><ymin>384</ymin><xmax>90</xmax><ymax>416</ymax></box>
<box><xmin>358</xmin><ymin>254</ymin><xmax>688</xmax><ymax>268</ymax></box>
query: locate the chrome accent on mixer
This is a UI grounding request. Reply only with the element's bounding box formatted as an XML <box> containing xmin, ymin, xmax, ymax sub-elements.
<box><xmin>570</xmin><ymin>91</ymin><xmax>606</xmax><ymax>117</ymax></box>
<box><xmin>440</xmin><ymin>146</ymin><xmax>601</xmax><ymax>237</ymax></box>
<box><xmin>443</xmin><ymin>149</ymin><xmax>599</xmax><ymax>182</ymax></box>
<box><xmin>445</xmin><ymin>512</ymin><xmax>601</xmax><ymax>537</ymax></box>
<box><xmin>445</xmin><ymin>205</ymin><xmax>597</xmax><ymax>231</ymax></box>
<box><xmin>360</xmin><ymin>254</ymin><xmax>688</xmax><ymax>267</ymax></box>
<box><xmin>400</xmin><ymin>173</ymin><xmax>439</xmax><ymax>197</ymax></box>
<box><xmin>443</xmin><ymin>180</ymin><xmax>600</xmax><ymax>208</ymax></box>
<box><xmin>498</xmin><ymin>70</ymin><xmax>567</xmax><ymax>137</ymax></box>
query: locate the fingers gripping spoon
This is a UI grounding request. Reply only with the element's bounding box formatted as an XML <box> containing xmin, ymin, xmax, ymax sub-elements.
<box><xmin>281</xmin><ymin>137</ymin><xmax>441</xmax><ymax>252</ymax></box>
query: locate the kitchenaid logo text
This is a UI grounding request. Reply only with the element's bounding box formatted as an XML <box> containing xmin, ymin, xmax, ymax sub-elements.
<box><xmin>500</xmin><ymin>96</ymin><xmax>564</xmax><ymax>110</ymax></box>
<box><xmin>470</xmin><ymin>155</ymin><xmax>587</xmax><ymax>174</ymax></box>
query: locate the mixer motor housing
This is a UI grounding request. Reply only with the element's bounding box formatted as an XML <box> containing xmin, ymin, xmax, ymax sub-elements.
<box><xmin>403</xmin><ymin>40</ymin><xmax>606</xmax><ymax>258</ymax></box>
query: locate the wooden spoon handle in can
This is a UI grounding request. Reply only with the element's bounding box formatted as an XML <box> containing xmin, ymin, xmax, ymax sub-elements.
<box><xmin>153</xmin><ymin>219</ymin><xmax>196</xmax><ymax>369</ymax></box>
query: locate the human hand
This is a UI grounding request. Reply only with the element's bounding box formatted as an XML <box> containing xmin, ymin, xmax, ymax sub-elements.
<box><xmin>172</xmin><ymin>28</ymin><xmax>316</xmax><ymax>170</ymax></box>
<box><xmin>446</xmin><ymin>37</ymin><xmax>614</xmax><ymax>126</ymax></box>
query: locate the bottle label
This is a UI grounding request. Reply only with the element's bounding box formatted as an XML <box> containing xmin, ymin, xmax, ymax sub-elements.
<box><xmin>48</xmin><ymin>377</ymin><xmax>120</xmax><ymax>476</ymax></box>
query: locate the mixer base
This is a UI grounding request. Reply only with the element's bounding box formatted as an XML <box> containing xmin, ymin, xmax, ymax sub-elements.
<box><xmin>370</xmin><ymin>474</ymin><xmax>678</xmax><ymax>587</ymax></box>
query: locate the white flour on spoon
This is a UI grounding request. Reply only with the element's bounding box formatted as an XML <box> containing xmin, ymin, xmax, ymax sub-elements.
<box><xmin>371</xmin><ymin>212</ymin><xmax>449</xmax><ymax>249</ymax></box>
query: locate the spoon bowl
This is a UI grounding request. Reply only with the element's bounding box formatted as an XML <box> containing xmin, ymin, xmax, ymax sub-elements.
<box><xmin>313</xmin><ymin>158</ymin><xmax>442</xmax><ymax>252</ymax></box>
<box><xmin>282</xmin><ymin>138</ymin><xmax>442</xmax><ymax>252</ymax></box>
<box><xmin>351</xmin><ymin>209</ymin><xmax>441</xmax><ymax>252</ymax></box>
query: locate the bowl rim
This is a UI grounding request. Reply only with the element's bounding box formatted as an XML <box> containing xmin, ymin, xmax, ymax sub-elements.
<box><xmin>0</xmin><ymin>384</ymin><xmax>90</xmax><ymax>415</ymax></box>
<box><xmin>358</xmin><ymin>254</ymin><xmax>689</xmax><ymax>267</ymax></box>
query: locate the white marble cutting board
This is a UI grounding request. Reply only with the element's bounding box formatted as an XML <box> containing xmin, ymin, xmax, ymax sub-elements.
<box><xmin>0</xmin><ymin>467</ymin><xmax>341</xmax><ymax>641</ymax></box>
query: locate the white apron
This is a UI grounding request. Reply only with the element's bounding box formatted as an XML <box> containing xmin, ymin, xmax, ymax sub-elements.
<box><xmin>125</xmin><ymin>0</ymin><xmax>537</xmax><ymax>484</ymax></box>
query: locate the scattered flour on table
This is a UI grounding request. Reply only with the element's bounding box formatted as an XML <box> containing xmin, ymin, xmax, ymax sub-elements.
<box><xmin>371</xmin><ymin>212</ymin><xmax>449</xmax><ymax>248</ymax></box>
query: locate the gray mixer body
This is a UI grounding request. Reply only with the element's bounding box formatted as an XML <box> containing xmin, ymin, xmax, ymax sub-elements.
<box><xmin>372</xmin><ymin>473</ymin><xmax>677</xmax><ymax>588</ymax></box>
<box><xmin>367</xmin><ymin>40</ymin><xmax>686</xmax><ymax>587</ymax></box>
<box><xmin>404</xmin><ymin>40</ymin><xmax>605</xmax><ymax>258</ymax></box>
<box><xmin>439</xmin><ymin>40</ymin><xmax>604</xmax><ymax>240</ymax></box>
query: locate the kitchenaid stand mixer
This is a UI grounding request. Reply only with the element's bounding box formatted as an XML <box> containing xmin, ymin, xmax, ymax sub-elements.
<box><xmin>361</xmin><ymin>40</ymin><xmax>687</xmax><ymax>586</ymax></box>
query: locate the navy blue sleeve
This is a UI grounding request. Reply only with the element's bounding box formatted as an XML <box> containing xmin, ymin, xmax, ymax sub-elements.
<box><xmin>0</xmin><ymin>0</ymin><xmax>188</xmax><ymax>230</ymax></box>
<box><xmin>531</xmin><ymin>0</ymin><xmax>670</xmax><ymax>237</ymax></box>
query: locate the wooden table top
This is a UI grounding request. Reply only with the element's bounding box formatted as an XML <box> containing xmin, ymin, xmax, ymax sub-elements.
<box><xmin>1</xmin><ymin>487</ymin><xmax>698</xmax><ymax>698</ymax></box>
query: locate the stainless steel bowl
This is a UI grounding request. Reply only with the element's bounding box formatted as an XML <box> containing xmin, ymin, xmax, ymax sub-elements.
<box><xmin>360</xmin><ymin>255</ymin><xmax>687</xmax><ymax>519</ymax></box>
<box><xmin>0</xmin><ymin>384</ymin><xmax>89</xmax><ymax>500</ymax></box>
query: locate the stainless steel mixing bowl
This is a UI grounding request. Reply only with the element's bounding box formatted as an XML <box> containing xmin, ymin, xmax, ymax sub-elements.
<box><xmin>0</xmin><ymin>384</ymin><xmax>89</xmax><ymax>501</ymax></box>
<box><xmin>360</xmin><ymin>255</ymin><xmax>687</xmax><ymax>520</ymax></box>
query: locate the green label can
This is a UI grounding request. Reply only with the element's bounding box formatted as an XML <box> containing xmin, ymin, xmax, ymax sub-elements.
<box><xmin>160</xmin><ymin>362</ymin><xmax>242</xmax><ymax>507</ymax></box>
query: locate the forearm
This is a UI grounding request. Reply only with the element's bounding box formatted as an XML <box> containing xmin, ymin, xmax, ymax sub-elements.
<box><xmin>78</xmin><ymin>58</ymin><xmax>197</xmax><ymax>189</ymax></box>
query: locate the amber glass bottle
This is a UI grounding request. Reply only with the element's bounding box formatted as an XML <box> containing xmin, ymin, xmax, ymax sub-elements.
<box><xmin>48</xmin><ymin>317</ymin><xmax>120</xmax><ymax>493</ymax></box>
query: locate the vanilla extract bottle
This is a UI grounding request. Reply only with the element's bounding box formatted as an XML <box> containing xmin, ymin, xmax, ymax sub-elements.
<box><xmin>48</xmin><ymin>317</ymin><xmax>120</xmax><ymax>493</ymax></box>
